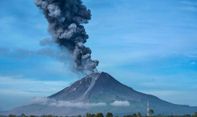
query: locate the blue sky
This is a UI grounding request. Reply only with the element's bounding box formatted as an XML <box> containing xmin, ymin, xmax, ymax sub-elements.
<box><xmin>0</xmin><ymin>0</ymin><xmax>197</xmax><ymax>110</ymax></box>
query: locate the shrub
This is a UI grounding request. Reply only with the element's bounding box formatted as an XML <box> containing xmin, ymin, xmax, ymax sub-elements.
<box><xmin>95</xmin><ymin>113</ymin><xmax>104</xmax><ymax>117</ymax></box>
<box><xmin>106</xmin><ymin>112</ymin><xmax>113</xmax><ymax>117</ymax></box>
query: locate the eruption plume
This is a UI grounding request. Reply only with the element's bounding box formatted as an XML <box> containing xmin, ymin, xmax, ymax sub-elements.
<box><xmin>35</xmin><ymin>0</ymin><xmax>99</xmax><ymax>74</ymax></box>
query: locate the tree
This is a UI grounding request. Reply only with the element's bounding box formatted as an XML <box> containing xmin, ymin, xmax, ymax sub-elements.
<box><xmin>91</xmin><ymin>114</ymin><xmax>96</xmax><ymax>117</ymax></box>
<box><xmin>192</xmin><ymin>112</ymin><xmax>197</xmax><ymax>117</ymax></box>
<box><xmin>123</xmin><ymin>115</ymin><xmax>133</xmax><ymax>117</ymax></box>
<box><xmin>106</xmin><ymin>112</ymin><xmax>113</xmax><ymax>117</ymax></box>
<box><xmin>133</xmin><ymin>113</ymin><xmax>137</xmax><ymax>117</ymax></box>
<box><xmin>86</xmin><ymin>113</ymin><xmax>92</xmax><ymax>117</ymax></box>
<box><xmin>149</xmin><ymin>109</ymin><xmax>154</xmax><ymax>116</ymax></box>
<box><xmin>29</xmin><ymin>115</ymin><xmax>37</xmax><ymax>117</ymax></box>
<box><xmin>95</xmin><ymin>113</ymin><xmax>104</xmax><ymax>117</ymax></box>
<box><xmin>8</xmin><ymin>115</ymin><xmax>16</xmax><ymax>117</ymax></box>
<box><xmin>77</xmin><ymin>115</ymin><xmax>82</xmax><ymax>117</ymax></box>
<box><xmin>136</xmin><ymin>112</ymin><xmax>142</xmax><ymax>117</ymax></box>
<box><xmin>183</xmin><ymin>114</ymin><xmax>191</xmax><ymax>117</ymax></box>
<box><xmin>21</xmin><ymin>113</ymin><xmax>27</xmax><ymax>117</ymax></box>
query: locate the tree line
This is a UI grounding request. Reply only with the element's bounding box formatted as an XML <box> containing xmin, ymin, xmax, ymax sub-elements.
<box><xmin>0</xmin><ymin>112</ymin><xmax>197</xmax><ymax>117</ymax></box>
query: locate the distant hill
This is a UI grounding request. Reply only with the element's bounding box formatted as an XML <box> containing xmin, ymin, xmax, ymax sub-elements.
<box><xmin>3</xmin><ymin>72</ymin><xmax>197</xmax><ymax>116</ymax></box>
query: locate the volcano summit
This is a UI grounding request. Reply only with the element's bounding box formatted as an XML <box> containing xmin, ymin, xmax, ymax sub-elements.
<box><xmin>5</xmin><ymin>72</ymin><xmax>197</xmax><ymax>116</ymax></box>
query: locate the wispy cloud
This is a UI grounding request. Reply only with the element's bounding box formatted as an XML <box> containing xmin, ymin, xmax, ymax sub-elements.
<box><xmin>143</xmin><ymin>89</ymin><xmax>197</xmax><ymax>106</ymax></box>
<box><xmin>180</xmin><ymin>0</ymin><xmax>197</xmax><ymax>12</ymax></box>
<box><xmin>0</xmin><ymin>75</ymin><xmax>68</xmax><ymax>96</ymax></box>
<box><xmin>0</xmin><ymin>46</ymin><xmax>70</xmax><ymax>61</ymax></box>
<box><xmin>110</xmin><ymin>100</ymin><xmax>130</xmax><ymax>107</ymax></box>
<box><xmin>32</xmin><ymin>97</ymin><xmax>106</xmax><ymax>108</ymax></box>
<box><xmin>32</xmin><ymin>98</ymin><xmax>132</xmax><ymax>108</ymax></box>
<box><xmin>0</xmin><ymin>75</ymin><xmax>70</xmax><ymax>110</ymax></box>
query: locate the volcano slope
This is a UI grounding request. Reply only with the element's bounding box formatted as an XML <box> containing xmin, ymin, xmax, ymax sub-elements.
<box><xmin>5</xmin><ymin>72</ymin><xmax>197</xmax><ymax>116</ymax></box>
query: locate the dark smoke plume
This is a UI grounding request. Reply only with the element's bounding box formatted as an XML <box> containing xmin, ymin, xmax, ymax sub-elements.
<box><xmin>35</xmin><ymin>0</ymin><xmax>99</xmax><ymax>74</ymax></box>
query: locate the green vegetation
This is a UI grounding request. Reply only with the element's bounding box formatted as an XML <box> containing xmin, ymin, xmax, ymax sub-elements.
<box><xmin>124</xmin><ymin>112</ymin><xmax>142</xmax><ymax>117</ymax></box>
<box><xmin>0</xmin><ymin>112</ymin><xmax>197</xmax><ymax>117</ymax></box>
<box><xmin>8</xmin><ymin>115</ymin><xmax>17</xmax><ymax>117</ymax></box>
<box><xmin>149</xmin><ymin>109</ymin><xmax>154</xmax><ymax>116</ymax></box>
<box><xmin>0</xmin><ymin>115</ymin><xmax>7</xmax><ymax>117</ymax></box>
<box><xmin>106</xmin><ymin>113</ymin><xmax>113</xmax><ymax>117</ymax></box>
<box><xmin>192</xmin><ymin>112</ymin><xmax>197</xmax><ymax>117</ymax></box>
<box><xmin>95</xmin><ymin>113</ymin><xmax>104</xmax><ymax>117</ymax></box>
<box><xmin>86</xmin><ymin>113</ymin><xmax>95</xmax><ymax>117</ymax></box>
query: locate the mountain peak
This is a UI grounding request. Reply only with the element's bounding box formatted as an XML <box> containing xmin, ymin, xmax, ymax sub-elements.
<box><xmin>86</xmin><ymin>72</ymin><xmax>110</xmax><ymax>79</ymax></box>
<box><xmin>49</xmin><ymin>71</ymin><xmax>139</xmax><ymax>103</ymax></box>
<box><xmin>49</xmin><ymin>71</ymin><xmax>116</xmax><ymax>101</ymax></box>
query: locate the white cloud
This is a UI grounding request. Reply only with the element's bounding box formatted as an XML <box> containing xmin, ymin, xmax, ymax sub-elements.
<box><xmin>32</xmin><ymin>97</ymin><xmax>106</xmax><ymax>108</ymax></box>
<box><xmin>143</xmin><ymin>89</ymin><xmax>197</xmax><ymax>106</ymax></box>
<box><xmin>0</xmin><ymin>75</ymin><xmax>68</xmax><ymax>96</ymax></box>
<box><xmin>0</xmin><ymin>75</ymin><xmax>69</xmax><ymax>110</ymax></box>
<box><xmin>180</xmin><ymin>0</ymin><xmax>197</xmax><ymax>12</ymax></box>
<box><xmin>110</xmin><ymin>100</ymin><xmax>130</xmax><ymax>107</ymax></box>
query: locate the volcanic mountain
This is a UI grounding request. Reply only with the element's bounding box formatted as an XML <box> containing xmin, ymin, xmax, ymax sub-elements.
<box><xmin>4</xmin><ymin>72</ymin><xmax>197</xmax><ymax>115</ymax></box>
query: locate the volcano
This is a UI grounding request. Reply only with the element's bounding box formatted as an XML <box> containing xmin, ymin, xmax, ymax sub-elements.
<box><xmin>4</xmin><ymin>72</ymin><xmax>197</xmax><ymax>115</ymax></box>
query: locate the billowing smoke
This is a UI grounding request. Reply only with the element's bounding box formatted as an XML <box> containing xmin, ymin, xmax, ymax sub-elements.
<box><xmin>35</xmin><ymin>0</ymin><xmax>99</xmax><ymax>74</ymax></box>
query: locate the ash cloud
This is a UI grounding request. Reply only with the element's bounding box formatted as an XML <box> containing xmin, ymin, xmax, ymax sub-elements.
<box><xmin>35</xmin><ymin>0</ymin><xmax>99</xmax><ymax>74</ymax></box>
